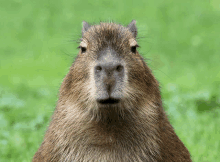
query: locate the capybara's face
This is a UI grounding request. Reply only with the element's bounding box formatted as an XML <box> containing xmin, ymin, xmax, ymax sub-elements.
<box><xmin>62</xmin><ymin>21</ymin><xmax>158</xmax><ymax>119</ymax></box>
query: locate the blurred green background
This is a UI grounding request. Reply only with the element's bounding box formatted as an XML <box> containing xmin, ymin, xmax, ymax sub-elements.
<box><xmin>0</xmin><ymin>0</ymin><xmax>220</xmax><ymax>161</ymax></box>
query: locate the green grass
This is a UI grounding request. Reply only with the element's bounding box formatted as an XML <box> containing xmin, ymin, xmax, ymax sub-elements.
<box><xmin>0</xmin><ymin>0</ymin><xmax>220</xmax><ymax>161</ymax></box>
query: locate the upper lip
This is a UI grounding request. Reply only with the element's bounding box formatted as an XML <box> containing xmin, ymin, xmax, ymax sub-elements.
<box><xmin>97</xmin><ymin>98</ymin><xmax>120</xmax><ymax>104</ymax></box>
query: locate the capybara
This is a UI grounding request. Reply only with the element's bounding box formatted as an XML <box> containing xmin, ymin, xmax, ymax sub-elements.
<box><xmin>33</xmin><ymin>20</ymin><xmax>192</xmax><ymax>162</ymax></box>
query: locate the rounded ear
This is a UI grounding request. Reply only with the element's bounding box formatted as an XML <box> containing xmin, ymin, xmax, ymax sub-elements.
<box><xmin>82</xmin><ymin>21</ymin><xmax>91</xmax><ymax>37</ymax></box>
<box><xmin>127</xmin><ymin>20</ymin><xmax>137</xmax><ymax>38</ymax></box>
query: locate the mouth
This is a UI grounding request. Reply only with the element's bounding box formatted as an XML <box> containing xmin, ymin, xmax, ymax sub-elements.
<box><xmin>97</xmin><ymin>98</ymin><xmax>120</xmax><ymax>105</ymax></box>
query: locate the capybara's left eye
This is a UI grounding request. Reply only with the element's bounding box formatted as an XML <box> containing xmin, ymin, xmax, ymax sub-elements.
<box><xmin>131</xmin><ymin>45</ymin><xmax>139</xmax><ymax>53</ymax></box>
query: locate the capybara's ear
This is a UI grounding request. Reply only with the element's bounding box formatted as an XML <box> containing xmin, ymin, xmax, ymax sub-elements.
<box><xmin>127</xmin><ymin>20</ymin><xmax>137</xmax><ymax>38</ymax></box>
<box><xmin>82</xmin><ymin>21</ymin><xmax>91</xmax><ymax>37</ymax></box>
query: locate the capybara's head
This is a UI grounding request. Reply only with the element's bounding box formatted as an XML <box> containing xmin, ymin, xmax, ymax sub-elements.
<box><xmin>59</xmin><ymin>20</ymin><xmax>160</xmax><ymax>122</ymax></box>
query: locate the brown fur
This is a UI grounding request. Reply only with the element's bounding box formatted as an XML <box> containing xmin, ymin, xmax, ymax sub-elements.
<box><xmin>33</xmin><ymin>21</ymin><xmax>192</xmax><ymax>162</ymax></box>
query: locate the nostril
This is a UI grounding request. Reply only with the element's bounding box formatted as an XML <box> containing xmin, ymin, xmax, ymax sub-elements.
<box><xmin>95</xmin><ymin>66</ymin><xmax>102</xmax><ymax>72</ymax></box>
<box><xmin>116</xmin><ymin>65</ymin><xmax>123</xmax><ymax>72</ymax></box>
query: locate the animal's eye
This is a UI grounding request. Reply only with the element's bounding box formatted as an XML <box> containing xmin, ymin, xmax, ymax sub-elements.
<box><xmin>131</xmin><ymin>45</ymin><xmax>139</xmax><ymax>53</ymax></box>
<box><xmin>78</xmin><ymin>46</ymin><xmax>87</xmax><ymax>53</ymax></box>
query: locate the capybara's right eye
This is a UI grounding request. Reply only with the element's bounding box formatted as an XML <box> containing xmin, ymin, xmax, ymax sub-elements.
<box><xmin>78</xmin><ymin>46</ymin><xmax>87</xmax><ymax>53</ymax></box>
<box><xmin>81</xmin><ymin>47</ymin><xmax>86</xmax><ymax>53</ymax></box>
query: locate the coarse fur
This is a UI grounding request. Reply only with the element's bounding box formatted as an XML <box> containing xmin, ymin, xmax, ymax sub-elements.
<box><xmin>33</xmin><ymin>20</ymin><xmax>192</xmax><ymax>162</ymax></box>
